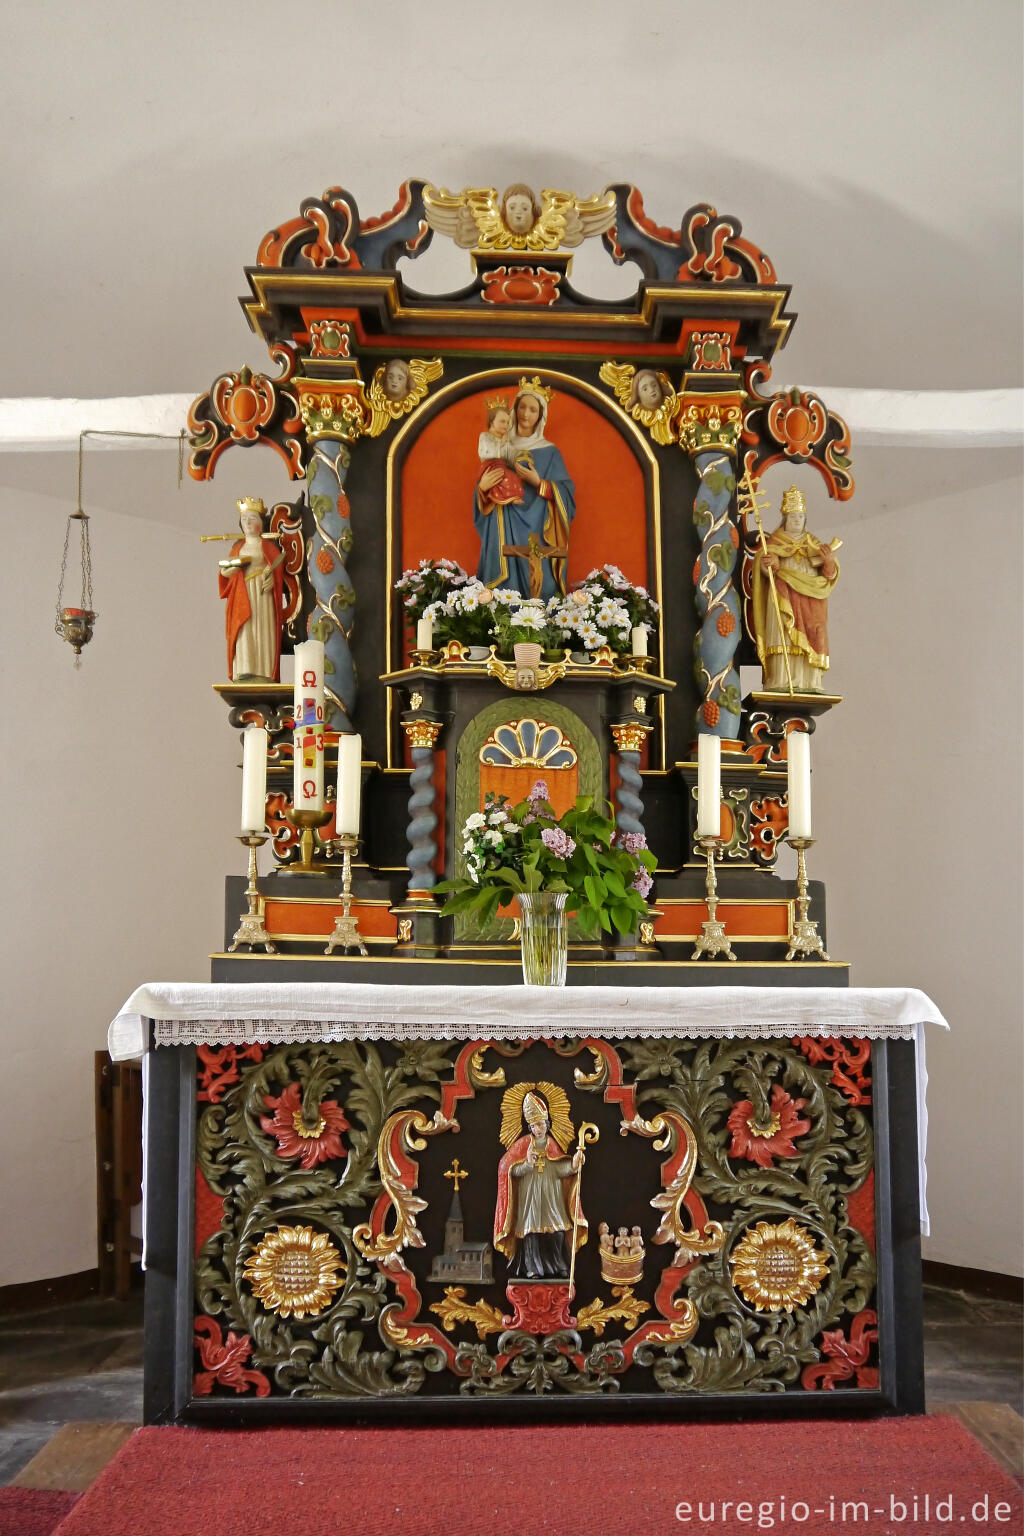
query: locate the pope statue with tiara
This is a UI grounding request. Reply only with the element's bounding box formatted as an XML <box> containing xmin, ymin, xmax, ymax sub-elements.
<box><xmin>473</xmin><ymin>376</ymin><xmax>576</xmax><ymax>601</ymax></box>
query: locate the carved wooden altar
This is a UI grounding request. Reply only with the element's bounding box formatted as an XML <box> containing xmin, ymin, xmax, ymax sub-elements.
<box><xmin>132</xmin><ymin>175</ymin><xmax>932</xmax><ymax>1425</ymax></box>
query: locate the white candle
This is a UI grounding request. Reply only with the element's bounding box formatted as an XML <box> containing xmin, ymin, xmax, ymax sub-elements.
<box><xmin>293</xmin><ymin>639</ymin><xmax>325</xmax><ymax>729</ymax></box>
<box><xmin>696</xmin><ymin>732</ymin><xmax>722</xmax><ymax>839</ymax></box>
<box><xmin>787</xmin><ymin>729</ymin><xmax>812</xmax><ymax>839</ymax></box>
<box><xmin>240</xmin><ymin>725</ymin><xmax>268</xmax><ymax>833</ymax></box>
<box><xmin>416</xmin><ymin>616</ymin><xmax>433</xmax><ymax>652</ymax></box>
<box><xmin>631</xmin><ymin>625</ymin><xmax>648</xmax><ymax>658</ymax></box>
<box><xmin>292</xmin><ymin>639</ymin><xmax>325</xmax><ymax>812</ymax></box>
<box><xmin>293</xmin><ymin>725</ymin><xmax>325</xmax><ymax>812</ymax></box>
<box><xmin>336</xmin><ymin>732</ymin><xmax>362</xmax><ymax>836</ymax></box>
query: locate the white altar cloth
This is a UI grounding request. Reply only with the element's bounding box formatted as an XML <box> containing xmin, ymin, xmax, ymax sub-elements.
<box><xmin>109</xmin><ymin>981</ymin><xmax>947</xmax><ymax>1055</ymax></box>
<box><xmin>109</xmin><ymin>982</ymin><xmax>947</xmax><ymax>1233</ymax></box>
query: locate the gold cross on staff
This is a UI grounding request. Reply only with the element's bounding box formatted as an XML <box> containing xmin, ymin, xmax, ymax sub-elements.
<box><xmin>444</xmin><ymin>1158</ymin><xmax>468</xmax><ymax>1193</ymax></box>
<box><xmin>501</xmin><ymin>531</ymin><xmax>569</xmax><ymax>599</ymax></box>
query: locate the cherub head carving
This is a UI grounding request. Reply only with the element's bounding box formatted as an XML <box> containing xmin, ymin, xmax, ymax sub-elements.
<box><xmin>382</xmin><ymin>358</ymin><xmax>412</xmax><ymax>403</ymax></box>
<box><xmin>629</xmin><ymin>369</ymin><xmax>666</xmax><ymax>412</ymax></box>
<box><xmin>501</xmin><ymin>183</ymin><xmax>541</xmax><ymax>236</ymax></box>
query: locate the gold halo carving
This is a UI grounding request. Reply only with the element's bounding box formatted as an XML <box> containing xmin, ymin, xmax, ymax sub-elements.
<box><xmin>243</xmin><ymin>1225</ymin><xmax>346</xmax><ymax>1319</ymax></box>
<box><xmin>729</xmin><ymin>1218</ymin><xmax>828</xmax><ymax>1313</ymax></box>
<box><xmin>499</xmin><ymin>1080</ymin><xmax>573</xmax><ymax>1151</ymax></box>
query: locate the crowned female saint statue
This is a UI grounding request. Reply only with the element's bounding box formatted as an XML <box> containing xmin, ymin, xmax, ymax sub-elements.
<box><xmin>474</xmin><ymin>378</ymin><xmax>576</xmax><ymax>601</ymax></box>
<box><xmin>751</xmin><ymin>485</ymin><xmax>840</xmax><ymax>693</ymax></box>
<box><xmin>218</xmin><ymin>496</ymin><xmax>285</xmax><ymax>682</ymax></box>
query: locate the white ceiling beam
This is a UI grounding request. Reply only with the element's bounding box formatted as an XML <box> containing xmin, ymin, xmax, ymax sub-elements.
<box><xmin>0</xmin><ymin>389</ymin><xmax>1019</xmax><ymax>452</ymax></box>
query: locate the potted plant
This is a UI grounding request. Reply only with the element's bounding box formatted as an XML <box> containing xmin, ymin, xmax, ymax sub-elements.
<box><xmin>436</xmin><ymin>781</ymin><xmax>657</xmax><ymax>984</ymax></box>
<box><xmin>492</xmin><ymin>599</ymin><xmax>561</xmax><ymax>667</ymax></box>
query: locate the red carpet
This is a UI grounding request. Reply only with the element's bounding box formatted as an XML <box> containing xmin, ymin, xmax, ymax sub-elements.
<box><xmin>0</xmin><ymin>1488</ymin><xmax>78</xmax><ymax>1536</ymax></box>
<box><xmin>51</xmin><ymin>1416</ymin><xmax>1020</xmax><ymax>1536</ymax></box>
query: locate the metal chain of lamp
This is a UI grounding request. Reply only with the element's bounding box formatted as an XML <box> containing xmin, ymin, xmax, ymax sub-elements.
<box><xmin>54</xmin><ymin>428</ymin><xmax>186</xmax><ymax>665</ymax></box>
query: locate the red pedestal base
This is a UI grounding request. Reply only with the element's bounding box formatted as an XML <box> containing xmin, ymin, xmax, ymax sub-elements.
<box><xmin>506</xmin><ymin>1281</ymin><xmax>574</xmax><ymax>1334</ymax></box>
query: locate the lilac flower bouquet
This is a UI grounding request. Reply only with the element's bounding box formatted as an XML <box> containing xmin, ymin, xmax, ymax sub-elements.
<box><xmin>435</xmin><ymin>780</ymin><xmax>657</xmax><ymax>940</ymax></box>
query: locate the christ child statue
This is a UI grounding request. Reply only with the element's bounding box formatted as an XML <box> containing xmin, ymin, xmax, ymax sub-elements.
<box><xmin>477</xmin><ymin>397</ymin><xmax>528</xmax><ymax>507</ymax></box>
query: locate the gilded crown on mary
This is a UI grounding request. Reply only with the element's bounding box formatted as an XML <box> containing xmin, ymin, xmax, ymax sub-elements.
<box><xmin>516</xmin><ymin>376</ymin><xmax>553</xmax><ymax>404</ymax></box>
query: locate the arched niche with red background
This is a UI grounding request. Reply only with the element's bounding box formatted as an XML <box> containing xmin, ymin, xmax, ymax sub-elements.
<box><xmin>388</xmin><ymin>371</ymin><xmax>660</xmax><ymax>670</ymax></box>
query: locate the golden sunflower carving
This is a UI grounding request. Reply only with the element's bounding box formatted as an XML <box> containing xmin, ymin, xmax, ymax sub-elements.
<box><xmin>729</xmin><ymin>1218</ymin><xmax>829</xmax><ymax>1313</ymax></box>
<box><xmin>243</xmin><ymin>1225</ymin><xmax>345</xmax><ymax>1319</ymax></box>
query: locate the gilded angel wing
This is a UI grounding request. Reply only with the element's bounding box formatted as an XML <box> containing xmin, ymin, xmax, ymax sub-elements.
<box><xmin>462</xmin><ymin>187</ymin><xmax>507</xmax><ymax>248</ymax></box>
<box><xmin>598</xmin><ymin>360</ymin><xmax>638</xmax><ymax>409</ymax></box>
<box><xmin>557</xmin><ymin>189</ymin><xmax>618</xmax><ymax>248</ymax></box>
<box><xmin>365</xmin><ymin>368</ymin><xmax>395</xmax><ymax>436</ymax></box>
<box><xmin>407</xmin><ymin>357</ymin><xmax>444</xmax><ymax>394</ymax></box>
<box><xmin>422</xmin><ymin>184</ymin><xmax>486</xmax><ymax>249</ymax></box>
<box><xmin>535</xmin><ymin>189</ymin><xmax>575</xmax><ymax>251</ymax></box>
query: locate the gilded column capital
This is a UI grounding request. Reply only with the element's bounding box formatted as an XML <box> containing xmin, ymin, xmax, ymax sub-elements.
<box><xmin>677</xmin><ymin>393</ymin><xmax>743</xmax><ymax>457</ymax></box>
<box><xmin>402</xmin><ymin>718</ymin><xmax>444</xmax><ymax>750</ymax></box>
<box><xmin>295</xmin><ymin>380</ymin><xmax>369</xmax><ymax>442</ymax></box>
<box><xmin>610</xmin><ymin>721</ymin><xmax>652</xmax><ymax>754</ymax></box>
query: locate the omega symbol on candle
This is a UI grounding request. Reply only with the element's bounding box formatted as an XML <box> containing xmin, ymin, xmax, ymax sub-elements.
<box><xmin>303</xmin><ymin>779</ymin><xmax>316</xmax><ymax>799</ymax></box>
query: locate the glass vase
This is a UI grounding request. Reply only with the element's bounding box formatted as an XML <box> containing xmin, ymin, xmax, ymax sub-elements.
<box><xmin>518</xmin><ymin>891</ymin><xmax>568</xmax><ymax>986</ymax></box>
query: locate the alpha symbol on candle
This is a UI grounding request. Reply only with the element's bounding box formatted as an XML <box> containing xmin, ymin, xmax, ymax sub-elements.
<box><xmin>302</xmin><ymin>669</ymin><xmax>317</xmax><ymax>686</ymax></box>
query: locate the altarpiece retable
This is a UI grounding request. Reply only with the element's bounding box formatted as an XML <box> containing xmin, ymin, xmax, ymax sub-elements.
<box><xmin>129</xmin><ymin>177</ymin><xmax>930</xmax><ymax>1423</ymax></box>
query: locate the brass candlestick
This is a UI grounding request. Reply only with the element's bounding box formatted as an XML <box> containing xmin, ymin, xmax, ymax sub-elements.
<box><xmin>287</xmin><ymin>807</ymin><xmax>333</xmax><ymax>874</ymax></box>
<box><xmin>692</xmin><ymin>834</ymin><xmax>737</xmax><ymax>961</ymax></box>
<box><xmin>228</xmin><ymin>835</ymin><xmax>275</xmax><ymax>953</ymax></box>
<box><xmin>324</xmin><ymin>832</ymin><xmax>368</xmax><ymax>955</ymax></box>
<box><xmin>785</xmin><ymin>837</ymin><xmax>830</xmax><ymax>961</ymax></box>
<box><xmin>410</xmin><ymin>648</ymin><xmax>439</xmax><ymax>668</ymax></box>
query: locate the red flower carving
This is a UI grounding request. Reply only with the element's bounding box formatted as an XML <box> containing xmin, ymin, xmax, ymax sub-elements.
<box><xmin>802</xmin><ymin>1309</ymin><xmax>878</xmax><ymax>1390</ymax></box>
<box><xmin>727</xmin><ymin>1083</ymin><xmax>810</xmax><ymax>1167</ymax></box>
<box><xmin>481</xmin><ymin>266</ymin><xmax>561</xmax><ymax>306</ymax></box>
<box><xmin>260</xmin><ymin>1081</ymin><xmax>349</xmax><ymax>1168</ymax></box>
<box><xmin>316</xmin><ymin>547</ymin><xmax>335</xmax><ymax>574</ymax></box>
<box><xmin>197</xmin><ymin>1044</ymin><xmax>266</xmax><ymax>1104</ymax></box>
<box><xmin>193</xmin><ymin>1316</ymin><xmax>270</xmax><ymax>1397</ymax></box>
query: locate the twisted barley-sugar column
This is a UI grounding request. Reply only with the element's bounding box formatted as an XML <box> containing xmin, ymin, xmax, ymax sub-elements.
<box><xmin>610</xmin><ymin>722</ymin><xmax>651</xmax><ymax>841</ymax></box>
<box><xmin>402</xmin><ymin>720</ymin><xmax>443</xmax><ymax>895</ymax></box>
<box><xmin>679</xmin><ymin>402</ymin><xmax>743</xmax><ymax>742</ymax></box>
<box><xmin>299</xmin><ymin>387</ymin><xmax>364</xmax><ymax>730</ymax></box>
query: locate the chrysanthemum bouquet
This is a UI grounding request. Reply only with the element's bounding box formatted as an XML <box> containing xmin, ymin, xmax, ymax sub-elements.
<box><xmin>394</xmin><ymin>558</ymin><xmax>469</xmax><ymax>629</ymax></box>
<box><xmin>548</xmin><ymin>565</ymin><xmax>659</xmax><ymax>654</ymax></box>
<box><xmin>422</xmin><ymin>579</ymin><xmax>518</xmax><ymax>648</ymax></box>
<box><xmin>435</xmin><ymin>780</ymin><xmax>657</xmax><ymax>939</ymax></box>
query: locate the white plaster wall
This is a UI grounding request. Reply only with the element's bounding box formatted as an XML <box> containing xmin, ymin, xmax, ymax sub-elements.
<box><xmin>801</xmin><ymin>446</ymin><xmax>1024</xmax><ymax>1276</ymax></box>
<box><xmin>0</xmin><ymin>474</ymin><xmax>241</xmax><ymax>1284</ymax></box>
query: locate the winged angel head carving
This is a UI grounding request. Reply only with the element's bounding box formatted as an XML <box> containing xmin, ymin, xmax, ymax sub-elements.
<box><xmin>423</xmin><ymin>183</ymin><xmax>617</xmax><ymax>253</ymax></box>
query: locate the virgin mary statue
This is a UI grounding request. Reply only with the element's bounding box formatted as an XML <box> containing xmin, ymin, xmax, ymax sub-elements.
<box><xmin>474</xmin><ymin>379</ymin><xmax>575</xmax><ymax>601</ymax></box>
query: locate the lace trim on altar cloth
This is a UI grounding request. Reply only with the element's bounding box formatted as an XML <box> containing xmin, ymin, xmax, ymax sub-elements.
<box><xmin>149</xmin><ymin>1014</ymin><xmax>923</xmax><ymax>1047</ymax></box>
